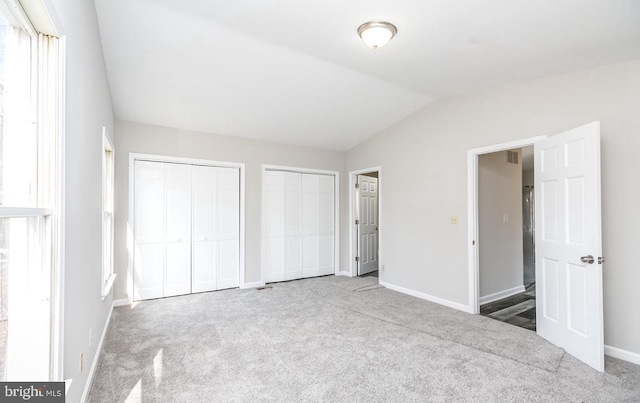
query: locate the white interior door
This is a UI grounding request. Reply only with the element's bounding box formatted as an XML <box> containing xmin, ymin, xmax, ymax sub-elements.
<box><xmin>216</xmin><ymin>167</ymin><xmax>240</xmax><ymax>289</ymax></box>
<box><xmin>357</xmin><ymin>175</ymin><xmax>378</xmax><ymax>275</ymax></box>
<box><xmin>192</xmin><ymin>165</ymin><xmax>217</xmax><ymax>293</ymax></box>
<box><xmin>134</xmin><ymin>161</ymin><xmax>165</xmax><ymax>300</ymax></box>
<box><xmin>534</xmin><ymin>121</ymin><xmax>604</xmax><ymax>372</ymax></box>
<box><xmin>164</xmin><ymin>163</ymin><xmax>192</xmax><ymax>297</ymax></box>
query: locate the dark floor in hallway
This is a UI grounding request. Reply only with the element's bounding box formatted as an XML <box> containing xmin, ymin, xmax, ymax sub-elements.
<box><xmin>361</xmin><ymin>270</ymin><xmax>378</xmax><ymax>278</ymax></box>
<box><xmin>480</xmin><ymin>284</ymin><xmax>536</xmax><ymax>331</ymax></box>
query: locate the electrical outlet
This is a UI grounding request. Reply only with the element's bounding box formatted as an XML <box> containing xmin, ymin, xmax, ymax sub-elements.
<box><xmin>80</xmin><ymin>352</ymin><xmax>84</xmax><ymax>373</ymax></box>
<box><xmin>450</xmin><ymin>215</ymin><xmax>459</xmax><ymax>224</ymax></box>
<box><xmin>503</xmin><ymin>213</ymin><xmax>509</xmax><ymax>223</ymax></box>
<box><xmin>89</xmin><ymin>328</ymin><xmax>93</xmax><ymax>347</ymax></box>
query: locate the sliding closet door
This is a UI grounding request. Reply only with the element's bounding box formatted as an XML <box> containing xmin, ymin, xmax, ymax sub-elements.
<box><xmin>192</xmin><ymin>166</ymin><xmax>217</xmax><ymax>293</ymax></box>
<box><xmin>163</xmin><ymin>163</ymin><xmax>192</xmax><ymax>297</ymax></box>
<box><xmin>265</xmin><ymin>170</ymin><xmax>335</xmax><ymax>283</ymax></box>
<box><xmin>265</xmin><ymin>171</ymin><xmax>285</xmax><ymax>283</ymax></box>
<box><xmin>216</xmin><ymin>167</ymin><xmax>240</xmax><ymax>289</ymax></box>
<box><xmin>134</xmin><ymin>161</ymin><xmax>165</xmax><ymax>300</ymax></box>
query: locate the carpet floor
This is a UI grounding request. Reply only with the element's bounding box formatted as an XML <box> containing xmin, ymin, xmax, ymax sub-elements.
<box><xmin>88</xmin><ymin>276</ymin><xmax>640</xmax><ymax>402</ymax></box>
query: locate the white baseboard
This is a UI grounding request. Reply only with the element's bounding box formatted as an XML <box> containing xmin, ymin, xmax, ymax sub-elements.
<box><xmin>81</xmin><ymin>301</ymin><xmax>115</xmax><ymax>403</ymax></box>
<box><xmin>605</xmin><ymin>345</ymin><xmax>640</xmax><ymax>366</ymax></box>
<box><xmin>479</xmin><ymin>285</ymin><xmax>526</xmax><ymax>305</ymax></box>
<box><xmin>379</xmin><ymin>281</ymin><xmax>472</xmax><ymax>313</ymax></box>
<box><xmin>241</xmin><ymin>281</ymin><xmax>265</xmax><ymax>289</ymax></box>
<box><xmin>112</xmin><ymin>298</ymin><xmax>130</xmax><ymax>307</ymax></box>
<box><xmin>337</xmin><ymin>271</ymin><xmax>352</xmax><ymax>277</ymax></box>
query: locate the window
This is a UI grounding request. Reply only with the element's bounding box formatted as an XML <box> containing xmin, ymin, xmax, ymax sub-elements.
<box><xmin>102</xmin><ymin>128</ymin><xmax>115</xmax><ymax>297</ymax></box>
<box><xmin>0</xmin><ymin>0</ymin><xmax>61</xmax><ymax>381</ymax></box>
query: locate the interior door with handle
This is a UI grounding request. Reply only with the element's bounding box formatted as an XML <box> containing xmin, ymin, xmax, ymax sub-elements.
<box><xmin>534</xmin><ymin>121</ymin><xmax>604</xmax><ymax>371</ymax></box>
<box><xmin>357</xmin><ymin>175</ymin><xmax>379</xmax><ymax>276</ymax></box>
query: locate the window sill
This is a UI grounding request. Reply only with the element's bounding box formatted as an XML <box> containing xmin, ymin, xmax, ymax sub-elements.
<box><xmin>101</xmin><ymin>273</ymin><xmax>117</xmax><ymax>300</ymax></box>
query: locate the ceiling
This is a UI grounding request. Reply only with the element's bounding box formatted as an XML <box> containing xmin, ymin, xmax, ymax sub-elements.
<box><xmin>95</xmin><ymin>0</ymin><xmax>640</xmax><ymax>151</ymax></box>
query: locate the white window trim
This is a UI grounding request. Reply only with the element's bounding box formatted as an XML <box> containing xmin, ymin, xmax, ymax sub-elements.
<box><xmin>101</xmin><ymin>128</ymin><xmax>116</xmax><ymax>299</ymax></box>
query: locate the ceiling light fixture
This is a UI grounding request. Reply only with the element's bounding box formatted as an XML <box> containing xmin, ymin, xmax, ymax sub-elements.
<box><xmin>357</xmin><ymin>21</ymin><xmax>397</xmax><ymax>49</ymax></box>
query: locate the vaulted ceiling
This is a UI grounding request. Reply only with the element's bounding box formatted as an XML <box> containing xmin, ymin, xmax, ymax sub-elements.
<box><xmin>95</xmin><ymin>0</ymin><xmax>640</xmax><ymax>151</ymax></box>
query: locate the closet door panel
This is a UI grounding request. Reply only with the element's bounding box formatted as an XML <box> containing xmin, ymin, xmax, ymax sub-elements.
<box><xmin>134</xmin><ymin>161</ymin><xmax>165</xmax><ymax>300</ymax></box>
<box><xmin>192</xmin><ymin>165</ymin><xmax>217</xmax><ymax>293</ymax></box>
<box><xmin>217</xmin><ymin>167</ymin><xmax>240</xmax><ymax>288</ymax></box>
<box><xmin>284</xmin><ymin>173</ymin><xmax>302</xmax><ymax>280</ymax></box>
<box><xmin>164</xmin><ymin>164</ymin><xmax>192</xmax><ymax>296</ymax></box>
<box><xmin>265</xmin><ymin>171</ymin><xmax>285</xmax><ymax>282</ymax></box>
<box><xmin>318</xmin><ymin>175</ymin><xmax>335</xmax><ymax>274</ymax></box>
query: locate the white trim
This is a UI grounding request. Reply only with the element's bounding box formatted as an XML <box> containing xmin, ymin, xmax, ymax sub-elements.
<box><xmin>0</xmin><ymin>206</ymin><xmax>53</xmax><ymax>217</ymax></box>
<box><xmin>348</xmin><ymin>167</ymin><xmax>382</xmax><ymax>279</ymax></box>
<box><xmin>127</xmin><ymin>153</ymin><xmax>246</xmax><ymax>301</ymax></box>
<box><xmin>337</xmin><ymin>270</ymin><xmax>352</xmax><ymax>277</ymax></box>
<box><xmin>380</xmin><ymin>280</ymin><xmax>473</xmax><ymax>313</ymax></box>
<box><xmin>467</xmin><ymin>135</ymin><xmax>547</xmax><ymax>314</ymax></box>
<box><xmin>52</xmin><ymin>35</ymin><xmax>66</xmax><ymax>382</ymax></box>
<box><xmin>261</xmin><ymin>165</ymin><xmax>340</xmax><ymax>284</ymax></box>
<box><xmin>479</xmin><ymin>285</ymin><xmax>526</xmax><ymax>305</ymax></box>
<box><xmin>81</xmin><ymin>302</ymin><xmax>114</xmax><ymax>403</ymax></box>
<box><xmin>604</xmin><ymin>345</ymin><xmax>640</xmax><ymax>366</ymax></box>
<box><xmin>100</xmin><ymin>274</ymin><xmax>116</xmax><ymax>301</ymax></box>
<box><xmin>112</xmin><ymin>298</ymin><xmax>130</xmax><ymax>308</ymax></box>
<box><xmin>241</xmin><ymin>281</ymin><xmax>265</xmax><ymax>289</ymax></box>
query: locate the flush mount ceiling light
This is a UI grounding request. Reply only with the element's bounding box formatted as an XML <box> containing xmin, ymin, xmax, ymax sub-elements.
<box><xmin>357</xmin><ymin>21</ymin><xmax>397</xmax><ymax>49</ymax></box>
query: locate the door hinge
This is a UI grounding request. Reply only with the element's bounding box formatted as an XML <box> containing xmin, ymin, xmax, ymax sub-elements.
<box><xmin>355</xmin><ymin>183</ymin><xmax>360</xmax><ymax>189</ymax></box>
<box><xmin>355</xmin><ymin>219</ymin><xmax>359</xmax><ymax>225</ymax></box>
<box><xmin>598</xmin><ymin>256</ymin><xmax>606</xmax><ymax>264</ymax></box>
<box><xmin>355</xmin><ymin>256</ymin><xmax>360</xmax><ymax>262</ymax></box>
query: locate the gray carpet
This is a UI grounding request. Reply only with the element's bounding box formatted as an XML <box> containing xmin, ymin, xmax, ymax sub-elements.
<box><xmin>88</xmin><ymin>276</ymin><xmax>640</xmax><ymax>402</ymax></box>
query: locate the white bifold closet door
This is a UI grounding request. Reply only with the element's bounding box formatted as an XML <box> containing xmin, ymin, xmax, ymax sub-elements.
<box><xmin>192</xmin><ymin>165</ymin><xmax>240</xmax><ymax>293</ymax></box>
<box><xmin>134</xmin><ymin>160</ymin><xmax>239</xmax><ymax>301</ymax></box>
<box><xmin>265</xmin><ymin>171</ymin><xmax>334</xmax><ymax>283</ymax></box>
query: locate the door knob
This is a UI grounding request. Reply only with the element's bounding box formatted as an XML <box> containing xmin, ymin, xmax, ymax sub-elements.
<box><xmin>580</xmin><ymin>255</ymin><xmax>595</xmax><ymax>264</ymax></box>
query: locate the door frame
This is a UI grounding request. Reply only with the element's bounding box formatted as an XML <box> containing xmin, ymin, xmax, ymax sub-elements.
<box><xmin>127</xmin><ymin>153</ymin><xmax>246</xmax><ymax>301</ymax></box>
<box><xmin>467</xmin><ymin>137</ymin><xmax>546</xmax><ymax>314</ymax></box>
<box><xmin>348</xmin><ymin>167</ymin><xmax>382</xmax><ymax>278</ymax></box>
<box><xmin>260</xmin><ymin>165</ymin><xmax>340</xmax><ymax>286</ymax></box>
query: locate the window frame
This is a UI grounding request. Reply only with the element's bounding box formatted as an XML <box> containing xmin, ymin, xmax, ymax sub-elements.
<box><xmin>0</xmin><ymin>0</ymin><xmax>63</xmax><ymax>381</ymax></box>
<box><xmin>101</xmin><ymin>128</ymin><xmax>116</xmax><ymax>298</ymax></box>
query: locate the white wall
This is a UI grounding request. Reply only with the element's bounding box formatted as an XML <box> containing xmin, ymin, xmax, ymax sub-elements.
<box><xmin>51</xmin><ymin>0</ymin><xmax>115</xmax><ymax>401</ymax></box>
<box><xmin>478</xmin><ymin>150</ymin><xmax>523</xmax><ymax>299</ymax></box>
<box><xmin>346</xmin><ymin>59</ymin><xmax>640</xmax><ymax>356</ymax></box>
<box><xmin>113</xmin><ymin>121</ymin><xmax>346</xmax><ymax>300</ymax></box>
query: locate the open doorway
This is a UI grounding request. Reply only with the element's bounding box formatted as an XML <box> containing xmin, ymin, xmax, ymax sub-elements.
<box><xmin>475</xmin><ymin>147</ymin><xmax>537</xmax><ymax>331</ymax></box>
<box><xmin>349</xmin><ymin>167</ymin><xmax>381</xmax><ymax>279</ymax></box>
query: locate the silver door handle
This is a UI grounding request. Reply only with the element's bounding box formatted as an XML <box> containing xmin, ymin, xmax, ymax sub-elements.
<box><xmin>580</xmin><ymin>255</ymin><xmax>594</xmax><ymax>264</ymax></box>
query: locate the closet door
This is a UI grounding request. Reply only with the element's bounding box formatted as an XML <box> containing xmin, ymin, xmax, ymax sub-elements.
<box><xmin>164</xmin><ymin>163</ymin><xmax>192</xmax><ymax>297</ymax></box>
<box><xmin>216</xmin><ymin>167</ymin><xmax>240</xmax><ymax>289</ymax></box>
<box><xmin>134</xmin><ymin>161</ymin><xmax>165</xmax><ymax>300</ymax></box>
<box><xmin>284</xmin><ymin>173</ymin><xmax>302</xmax><ymax>280</ymax></box>
<box><xmin>192</xmin><ymin>165</ymin><xmax>217</xmax><ymax>293</ymax></box>
<box><xmin>265</xmin><ymin>171</ymin><xmax>285</xmax><ymax>282</ymax></box>
<box><xmin>301</xmin><ymin>174</ymin><xmax>320</xmax><ymax>278</ymax></box>
<box><xmin>318</xmin><ymin>175</ymin><xmax>335</xmax><ymax>275</ymax></box>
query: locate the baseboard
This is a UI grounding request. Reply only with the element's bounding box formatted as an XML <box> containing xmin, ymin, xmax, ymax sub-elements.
<box><xmin>605</xmin><ymin>345</ymin><xmax>640</xmax><ymax>366</ymax></box>
<box><xmin>81</xmin><ymin>301</ymin><xmax>115</xmax><ymax>403</ymax></box>
<box><xmin>479</xmin><ymin>285</ymin><xmax>526</xmax><ymax>305</ymax></box>
<box><xmin>241</xmin><ymin>281</ymin><xmax>265</xmax><ymax>289</ymax></box>
<box><xmin>379</xmin><ymin>281</ymin><xmax>472</xmax><ymax>313</ymax></box>
<box><xmin>112</xmin><ymin>298</ymin><xmax>130</xmax><ymax>307</ymax></box>
<box><xmin>337</xmin><ymin>271</ymin><xmax>352</xmax><ymax>277</ymax></box>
